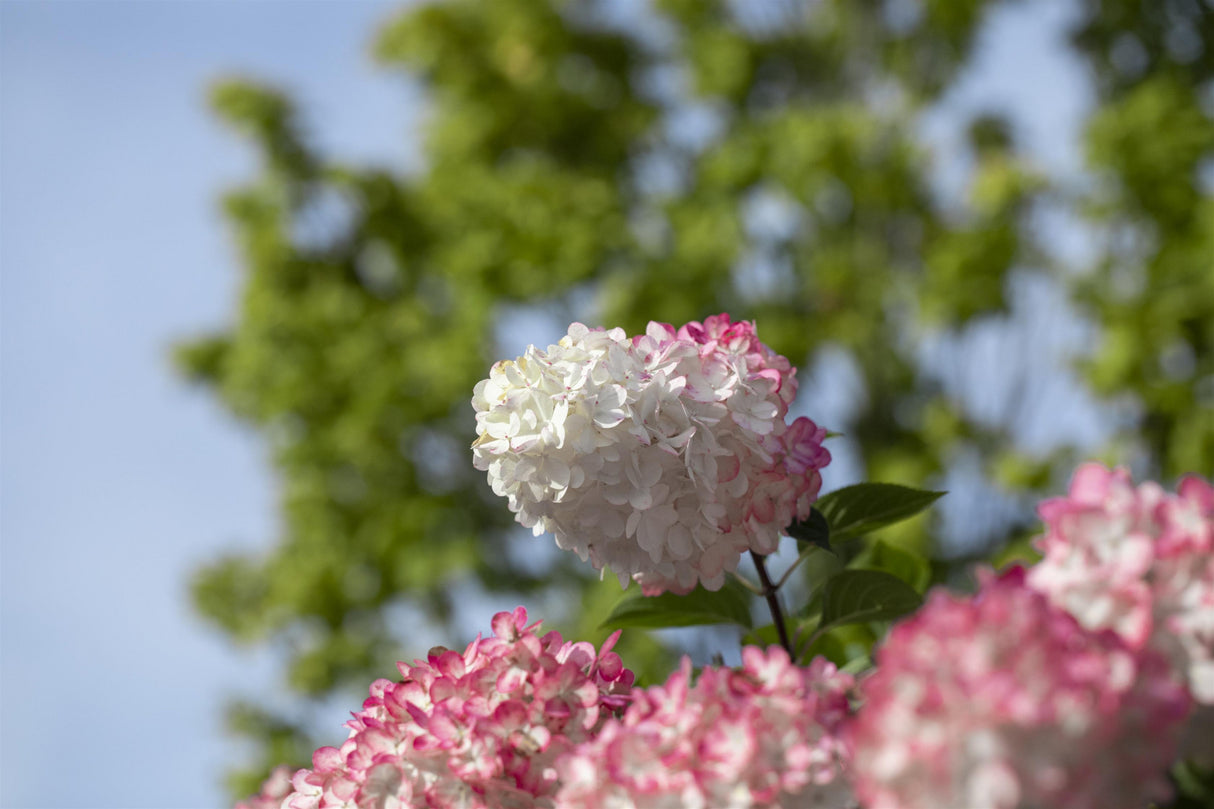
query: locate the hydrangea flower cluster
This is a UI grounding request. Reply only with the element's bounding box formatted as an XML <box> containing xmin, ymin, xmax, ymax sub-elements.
<box><xmin>276</xmin><ymin>607</ymin><xmax>634</xmax><ymax>809</ymax></box>
<box><xmin>1027</xmin><ymin>463</ymin><xmax>1214</xmax><ymax>704</ymax></box>
<box><xmin>555</xmin><ymin>647</ymin><xmax>854</xmax><ymax>809</ymax></box>
<box><xmin>472</xmin><ymin>315</ymin><xmax>830</xmax><ymax>594</ymax></box>
<box><xmin>848</xmin><ymin>569</ymin><xmax>1191</xmax><ymax>809</ymax></box>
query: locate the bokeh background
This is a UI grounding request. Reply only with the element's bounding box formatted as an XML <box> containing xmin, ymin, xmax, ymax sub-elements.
<box><xmin>1</xmin><ymin>1</ymin><xmax>1210</xmax><ymax>807</ymax></box>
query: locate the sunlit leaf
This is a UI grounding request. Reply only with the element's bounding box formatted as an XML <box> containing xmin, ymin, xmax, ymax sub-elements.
<box><xmin>817</xmin><ymin>570</ymin><xmax>923</xmax><ymax>634</ymax></box>
<box><xmin>850</xmin><ymin>539</ymin><xmax>931</xmax><ymax>593</ymax></box>
<box><xmin>601</xmin><ymin>579</ymin><xmax>754</xmax><ymax>630</ymax></box>
<box><xmin>814</xmin><ymin>483</ymin><xmax>945</xmax><ymax>544</ymax></box>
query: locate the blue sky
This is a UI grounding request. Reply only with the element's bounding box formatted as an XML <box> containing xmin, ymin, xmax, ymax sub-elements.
<box><xmin>0</xmin><ymin>1</ymin><xmax>1089</xmax><ymax>807</ymax></box>
<box><xmin>0</xmin><ymin>3</ymin><xmax>412</xmax><ymax>806</ymax></box>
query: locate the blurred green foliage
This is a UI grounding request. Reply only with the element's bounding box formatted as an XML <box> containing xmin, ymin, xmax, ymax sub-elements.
<box><xmin>178</xmin><ymin>0</ymin><xmax>1214</xmax><ymax>797</ymax></box>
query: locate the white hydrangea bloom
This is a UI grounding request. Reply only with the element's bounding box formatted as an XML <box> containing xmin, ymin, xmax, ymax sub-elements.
<box><xmin>472</xmin><ymin>315</ymin><xmax>830</xmax><ymax>593</ymax></box>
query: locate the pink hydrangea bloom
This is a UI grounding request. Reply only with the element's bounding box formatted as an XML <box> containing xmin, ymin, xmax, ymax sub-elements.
<box><xmin>556</xmin><ymin>646</ymin><xmax>855</xmax><ymax>809</ymax></box>
<box><xmin>1028</xmin><ymin>463</ymin><xmax>1214</xmax><ymax>704</ymax></box>
<box><xmin>472</xmin><ymin>314</ymin><xmax>830</xmax><ymax>593</ymax></box>
<box><xmin>277</xmin><ymin>607</ymin><xmax>634</xmax><ymax>809</ymax></box>
<box><xmin>849</xmin><ymin>569</ymin><xmax>1191</xmax><ymax>809</ymax></box>
<box><xmin>236</xmin><ymin>766</ymin><xmax>293</xmax><ymax>809</ymax></box>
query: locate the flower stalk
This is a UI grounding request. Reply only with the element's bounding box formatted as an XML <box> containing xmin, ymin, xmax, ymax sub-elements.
<box><xmin>751</xmin><ymin>551</ymin><xmax>793</xmax><ymax>657</ymax></box>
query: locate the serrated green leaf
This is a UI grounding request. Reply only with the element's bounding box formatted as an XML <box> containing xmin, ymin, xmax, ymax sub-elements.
<box><xmin>850</xmin><ymin>539</ymin><xmax>931</xmax><ymax>592</ymax></box>
<box><xmin>786</xmin><ymin>507</ymin><xmax>831</xmax><ymax>552</ymax></box>
<box><xmin>817</xmin><ymin>570</ymin><xmax>922</xmax><ymax>635</ymax></box>
<box><xmin>814</xmin><ymin>483</ymin><xmax>945</xmax><ymax>544</ymax></box>
<box><xmin>600</xmin><ymin>579</ymin><xmax>754</xmax><ymax>630</ymax></box>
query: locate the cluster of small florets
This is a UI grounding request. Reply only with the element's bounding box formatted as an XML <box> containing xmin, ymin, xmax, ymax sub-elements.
<box><xmin>555</xmin><ymin>647</ymin><xmax>854</xmax><ymax>809</ymax></box>
<box><xmin>472</xmin><ymin>314</ymin><xmax>830</xmax><ymax>594</ymax></box>
<box><xmin>848</xmin><ymin>569</ymin><xmax>1192</xmax><ymax>809</ymax></box>
<box><xmin>1027</xmin><ymin>463</ymin><xmax>1214</xmax><ymax>705</ymax></box>
<box><xmin>274</xmin><ymin>607</ymin><xmax>634</xmax><ymax>809</ymax></box>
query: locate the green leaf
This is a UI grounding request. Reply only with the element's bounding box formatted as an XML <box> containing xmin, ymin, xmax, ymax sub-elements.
<box><xmin>850</xmin><ymin>539</ymin><xmax>931</xmax><ymax>593</ymax></box>
<box><xmin>741</xmin><ymin>622</ymin><xmax>782</xmax><ymax>647</ymax></box>
<box><xmin>798</xmin><ymin>622</ymin><xmax>877</xmax><ymax>668</ymax></box>
<box><xmin>786</xmin><ymin>507</ymin><xmax>831</xmax><ymax>552</ymax></box>
<box><xmin>840</xmin><ymin>653</ymin><xmax>874</xmax><ymax>675</ymax></box>
<box><xmin>803</xmin><ymin>547</ymin><xmax>845</xmax><ymax>594</ymax></box>
<box><xmin>600</xmin><ymin>579</ymin><xmax>754</xmax><ymax>630</ymax></box>
<box><xmin>1169</xmin><ymin>759</ymin><xmax>1214</xmax><ymax>808</ymax></box>
<box><xmin>814</xmin><ymin>483</ymin><xmax>945</xmax><ymax>544</ymax></box>
<box><xmin>989</xmin><ymin>535</ymin><xmax>1043</xmax><ymax>570</ymax></box>
<box><xmin>817</xmin><ymin>570</ymin><xmax>923</xmax><ymax>635</ymax></box>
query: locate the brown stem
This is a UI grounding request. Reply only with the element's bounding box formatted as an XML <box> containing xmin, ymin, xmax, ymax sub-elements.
<box><xmin>750</xmin><ymin>551</ymin><xmax>793</xmax><ymax>657</ymax></box>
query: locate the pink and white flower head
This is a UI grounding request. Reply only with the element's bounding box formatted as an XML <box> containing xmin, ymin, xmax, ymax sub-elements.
<box><xmin>277</xmin><ymin>607</ymin><xmax>634</xmax><ymax>809</ymax></box>
<box><xmin>472</xmin><ymin>314</ymin><xmax>830</xmax><ymax>594</ymax></box>
<box><xmin>1028</xmin><ymin>463</ymin><xmax>1214</xmax><ymax>704</ymax></box>
<box><xmin>555</xmin><ymin>646</ymin><xmax>855</xmax><ymax>809</ymax></box>
<box><xmin>849</xmin><ymin>569</ymin><xmax>1191</xmax><ymax>809</ymax></box>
